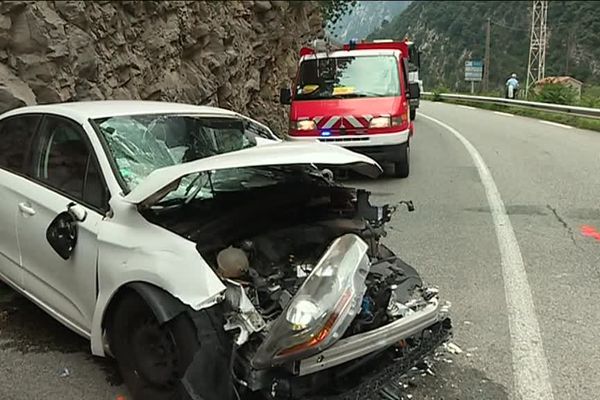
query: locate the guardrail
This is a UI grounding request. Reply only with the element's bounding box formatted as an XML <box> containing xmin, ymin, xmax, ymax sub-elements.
<box><xmin>422</xmin><ymin>92</ymin><xmax>600</xmax><ymax>120</ymax></box>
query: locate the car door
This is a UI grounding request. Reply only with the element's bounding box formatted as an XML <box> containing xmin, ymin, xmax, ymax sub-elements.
<box><xmin>16</xmin><ymin>114</ymin><xmax>108</xmax><ymax>335</ymax></box>
<box><xmin>0</xmin><ymin>115</ymin><xmax>41</xmax><ymax>289</ymax></box>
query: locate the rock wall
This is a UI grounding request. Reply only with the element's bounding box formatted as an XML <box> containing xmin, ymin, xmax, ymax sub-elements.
<box><xmin>0</xmin><ymin>1</ymin><xmax>323</xmax><ymax>134</ymax></box>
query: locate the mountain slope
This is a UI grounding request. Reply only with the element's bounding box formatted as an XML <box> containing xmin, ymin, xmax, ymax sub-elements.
<box><xmin>369</xmin><ymin>1</ymin><xmax>600</xmax><ymax>91</ymax></box>
<box><xmin>329</xmin><ymin>1</ymin><xmax>411</xmax><ymax>42</ymax></box>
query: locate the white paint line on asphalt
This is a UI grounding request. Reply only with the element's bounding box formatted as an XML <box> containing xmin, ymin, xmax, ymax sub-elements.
<box><xmin>458</xmin><ymin>105</ymin><xmax>476</xmax><ymax>110</ymax></box>
<box><xmin>538</xmin><ymin>120</ymin><xmax>573</xmax><ymax>130</ymax></box>
<box><xmin>420</xmin><ymin>113</ymin><xmax>555</xmax><ymax>400</ymax></box>
<box><xmin>493</xmin><ymin>111</ymin><xmax>514</xmax><ymax>117</ymax></box>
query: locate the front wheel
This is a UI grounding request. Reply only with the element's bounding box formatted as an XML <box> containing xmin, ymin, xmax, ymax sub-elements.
<box><xmin>108</xmin><ymin>293</ymin><xmax>199</xmax><ymax>400</ymax></box>
<box><xmin>393</xmin><ymin>142</ymin><xmax>410</xmax><ymax>178</ymax></box>
<box><xmin>410</xmin><ymin>108</ymin><xmax>417</xmax><ymax>121</ymax></box>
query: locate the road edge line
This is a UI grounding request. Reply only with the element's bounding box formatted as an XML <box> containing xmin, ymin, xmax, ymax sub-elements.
<box><xmin>538</xmin><ymin>120</ymin><xmax>573</xmax><ymax>130</ymax></box>
<box><xmin>493</xmin><ymin>111</ymin><xmax>514</xmax><ymax>117</ymax></box>
<box><xmin>420</xmin><ymin>113</ymin><xmax>555</xmax><ymax>400</ymax></box>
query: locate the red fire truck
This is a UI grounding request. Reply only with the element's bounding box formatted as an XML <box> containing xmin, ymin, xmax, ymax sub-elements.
<box><xmin>280</xmin><ymin>39</ymin><xmax>421</xmax><ymax>178</ymax></box>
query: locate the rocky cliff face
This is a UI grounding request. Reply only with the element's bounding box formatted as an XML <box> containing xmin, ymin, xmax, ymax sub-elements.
<box><xmin>0</xmin><ymin>1</ymin><xmax>322</xmax><ymax>134</ymax></box>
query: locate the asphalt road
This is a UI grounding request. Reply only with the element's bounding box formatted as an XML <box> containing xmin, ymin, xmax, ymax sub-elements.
<box><xmin>2</xmin><ymin>101</ymin><xmax>600</xmax><ymax>399</ymax></box>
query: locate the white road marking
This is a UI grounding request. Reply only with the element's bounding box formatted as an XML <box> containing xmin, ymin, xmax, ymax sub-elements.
<box><xmin>420</xmin><ymin>113</ymin><xmax>555</xmax><ymax>400</ymax></box>
<box><xmin>458</xmin><ymin>105</ymin><xmax>476</xmax><ymax>110</ymax></box>
<box><xmin>538</xmin><ymin>120</ymin><xmax>573</xmax><ymax>130</ymax></box>
<box><xmin>493</xmin><ymin>111</ymin><xmax>514</xmax><ymax>117</ymax></box>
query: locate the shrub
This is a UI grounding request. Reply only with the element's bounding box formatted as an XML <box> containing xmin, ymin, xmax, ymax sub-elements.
<box><xmin>579</xmin><ymin>85</ymin><xmax>600</xmax><ymax>108</ymax></box>
<box><xmin>432</xmin><ymin>86</ymin><xmax>450</xmax><ymax>101</ymax></box>
<box><xmin>534</xmin><ymin>83</ymin><xmax>577</xmax><ymax>105</ymax></box>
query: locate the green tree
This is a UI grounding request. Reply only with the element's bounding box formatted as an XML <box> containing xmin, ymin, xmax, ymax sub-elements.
<box><xmin>319</xmin><ymin>0</ymin><xmax>357</xmax><ymax>27</ymax></box>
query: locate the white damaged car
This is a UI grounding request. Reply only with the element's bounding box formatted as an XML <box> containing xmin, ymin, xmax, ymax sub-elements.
<box><xmin>0</xmin><ymin>101</ymin><xmax>451</xmax><ymax>400</ymax></box>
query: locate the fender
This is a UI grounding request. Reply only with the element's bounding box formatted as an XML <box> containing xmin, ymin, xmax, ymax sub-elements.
<box><xmin>128</xmin><ymin>281</ymin><xmax>189</xmax><ymax>324</ymax></box>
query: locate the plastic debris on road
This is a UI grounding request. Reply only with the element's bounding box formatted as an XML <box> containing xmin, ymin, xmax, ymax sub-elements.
<box><xmin>445</xmin><ymin>342</ymin><xmax>463</xmax><ymax>354</ymax></box>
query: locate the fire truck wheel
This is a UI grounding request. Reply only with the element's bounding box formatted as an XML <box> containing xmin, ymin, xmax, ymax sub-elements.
<box><xmin>394</xmin><ymin>143</ymin><xmax>410</xmax><ymax>178</ymax></box>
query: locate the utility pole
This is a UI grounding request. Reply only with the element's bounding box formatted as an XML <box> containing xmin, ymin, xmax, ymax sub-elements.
<box><xmin>483</xmin><ymin>17</ymin><xmax>491</xmax><ymax>91</ymax></box>
<box><xmin>526</xmin><ymin>0</ymin><xmax>549</xmax><ymax>97</ymax></box>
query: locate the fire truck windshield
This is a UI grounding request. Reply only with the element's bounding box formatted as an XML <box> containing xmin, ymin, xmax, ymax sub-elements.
<box><xmin>295</xmin><ymin>55</ymin><xmax>400</xmax><ymax>100</ymax></box>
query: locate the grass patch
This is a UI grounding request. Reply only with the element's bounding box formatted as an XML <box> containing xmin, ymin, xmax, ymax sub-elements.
<box><xmin>422</xmin><ymin>94</ymin><xmax>600</xmax><ymax>132</ymax></box>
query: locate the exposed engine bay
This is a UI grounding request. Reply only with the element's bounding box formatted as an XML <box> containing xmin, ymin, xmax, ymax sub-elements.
<box><xmin>142</xmin><ymin>168</ymin><xmax>451</xmax><ymax>399</ymax></box>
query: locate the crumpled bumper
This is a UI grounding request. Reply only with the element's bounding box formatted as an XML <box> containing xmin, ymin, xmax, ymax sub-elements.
<box><xmin>297</xmin><ymin>297</ymin><xmax>449</xmax><ymax>376</ymax></box>
<box><xmin>306</xmin><ymin>317</ymin><xmax>452</xmax><ymax>400</ymax></box>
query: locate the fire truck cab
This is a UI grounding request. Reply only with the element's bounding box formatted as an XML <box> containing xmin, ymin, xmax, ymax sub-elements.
<box><xmin>280</xmin><ymin>39</ymin><xmax>421</xmax><ymax>178</ymax></box>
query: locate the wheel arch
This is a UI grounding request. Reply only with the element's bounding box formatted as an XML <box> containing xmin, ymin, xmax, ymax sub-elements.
<box><xmin>103</xmin><ymin>281</ymin><xmax>189</xmax><ymax>328</ymax></box>
<box><xmin>93</xmin><ymin>281</ymin><xmax>190</xmax><ymax>357</ymax></box>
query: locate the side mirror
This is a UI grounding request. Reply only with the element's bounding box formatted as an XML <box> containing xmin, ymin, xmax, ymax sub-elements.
<box><xmin>279</xmin><ymin>88</ymin><xmax>292</xmax><ymax>105</ymax></box>
<box><xmin>408</xmin><ymin>82</ymin><xmax>421</xmax><ymax>99</ymax></box>
<box><xmin>46</xmin><ymin>211</ymin><xmax>78</xmax><ymax>260</ymax></box>
<box><xmin>68</xmin><ymin>203</ymin><xmax>87</xmax><ymax>222</ymax></box>
<box><xmin>46</xmin><ymin>203</ymin><xmax>86</xmax><ymax>260</ymax></box>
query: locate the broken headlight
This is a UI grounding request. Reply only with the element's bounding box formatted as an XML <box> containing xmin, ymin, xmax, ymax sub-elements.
<box><xmin>252</xmin><ymin>234</ymin><xmax>369</xmax><ymax>369</ymax></box>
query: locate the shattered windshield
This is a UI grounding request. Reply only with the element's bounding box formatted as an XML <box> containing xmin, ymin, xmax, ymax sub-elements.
<box><xmin>295</xmin><ymin>55</ymin><xmax>400</xmax><ymax>100</ymax></box>
<box><xmin>93</xmin><ymin>114</ymin><xmax>256</xmax><ymax>191</ymax></box>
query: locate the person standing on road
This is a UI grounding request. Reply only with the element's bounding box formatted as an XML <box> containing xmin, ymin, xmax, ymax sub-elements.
<box><xmin>506</xmin><ymin>73</ymin><xmax>519</xmax><ymax>99</ymax></box>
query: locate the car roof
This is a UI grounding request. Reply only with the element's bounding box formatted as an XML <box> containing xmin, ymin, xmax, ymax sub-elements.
<box><xmin>0</xmin><ymin>100</ymin><xmax>239</xmax><ymax>124</ymax></box>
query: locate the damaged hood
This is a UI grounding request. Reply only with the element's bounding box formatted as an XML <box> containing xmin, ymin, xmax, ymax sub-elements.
<box><xmin>122</xmin><ymin>141</ymin><xmax>382</xmax><ymax>205</ymax></box>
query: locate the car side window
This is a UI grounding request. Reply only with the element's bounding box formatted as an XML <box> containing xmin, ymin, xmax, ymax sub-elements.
<box><xmin>33</xmin><ymin>116</ymin><xmax>107</xmax><ymax>210</ymax></box>
<box><xmin>0</xmin><ymin>115</ymin><xmax>40</xmax><ymax>174</ymax></box>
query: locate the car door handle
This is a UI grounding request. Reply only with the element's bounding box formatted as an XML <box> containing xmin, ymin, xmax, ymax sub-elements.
<box><xmin>18</xmin><ymin>202</ymin><xmax>36</xmax><ymax>216</ymax></box>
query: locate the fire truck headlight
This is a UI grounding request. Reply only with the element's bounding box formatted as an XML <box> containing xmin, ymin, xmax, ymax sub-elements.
<box><xmin>295</xmin><ymin>120</ymin><xmax>317</xmax><ymax>131</ymax></box>
<box><xmin>369</xmin><ymin>116</ymin><xmax>391</xmax><ymax>128</ymax></box>
<box><xmin>392</xmin><ymin>116</ymin><xmax>404</xmax><ymax>126</ymax></box>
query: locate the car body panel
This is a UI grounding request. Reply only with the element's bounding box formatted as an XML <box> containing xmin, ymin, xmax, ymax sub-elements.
<box><xmin>122</xmin><ymin>141</ymin><xmax>382</xmax><ymax>205</ymax></box>
<box><xmin>0</xmin><ymin>170</ymin><xmax>27</xmax><ymax>287</ymax></box>
<box><xmin>90</xmin><ymin>198</ymin><xmax>227</xmax><ymax>356</ymax></box>
<box><xmin>16</xmin><ymin>179</ymin><xmax>101</xmax><ymax>334</ymax></box>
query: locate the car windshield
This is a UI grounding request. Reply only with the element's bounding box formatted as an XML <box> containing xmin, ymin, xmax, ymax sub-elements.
<box><xmin>295</xmin><ymin>55</ymin><xmax>400</xmax><ymax>100</ymax></box>
<box><xmin>93</xmin><ymin>114</ymin><xmax>257</xmax><ymax>191</ymax></box>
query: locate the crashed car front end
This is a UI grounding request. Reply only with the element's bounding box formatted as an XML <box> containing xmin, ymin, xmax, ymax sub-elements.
<box><xmin>107</xmin><ymin>113</ymin><xmax>453</xmax><ymax>398</ymax></box>
<box><xmin>213</xmin><ymin>193</ymin><xmax>452</xmax><ymax>399</ymax></box>
<box><xmin>137</xmin><ymin>180</ymin><xmax>451</xmax><ymax>400</ymax></box>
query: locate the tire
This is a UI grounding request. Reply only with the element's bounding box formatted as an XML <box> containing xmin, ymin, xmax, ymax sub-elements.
<box><xmin>108</xmin><ymin>292</ymin><xmax>199</xmax><ymax>400</ymax></box>
<box><xmin>393</xmin><ymin>142</ymin><xmax>410</xmax><ymax>178</ymax></box>
<box><xmin>410</xmin><ymin>108</ymin><xmax>417</xmax><ymax>121</ymax></box>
